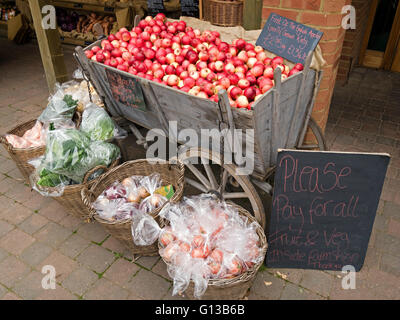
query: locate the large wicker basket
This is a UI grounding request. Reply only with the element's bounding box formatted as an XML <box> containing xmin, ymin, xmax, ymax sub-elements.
<box><xmin>0</xmin><ymin>119</ymin><xmax>46</xmax><ymax>184</ymax></box>
<box><xmin>203</xmin><ymin>0</ymin><xmax>244</xmax><ymax>27</ymax></box>
<box><xmin>31</xmin><ymin>159</ymin><xmax>119</xmax><ymax>221</ymax></box>
<box><xmin>0</xmin><ymin>113</ymin><xmax>82</xmax><ymax>184</ymax></box>
<box><xmin>81</xmin><ymin>159</ymin><xmax>185</xmax><ymax>257</ymax></box>
<box><xmin>160</xmin><ymin>202</ymin><xmax>267</xmax><ymax>300</ymax></box>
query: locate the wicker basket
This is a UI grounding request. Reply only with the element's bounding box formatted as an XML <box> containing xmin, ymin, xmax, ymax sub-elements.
<box><xmin>0</xmin><ymin>113</ymin><xmax>82</xmax><ymax>184</ymax></box>
<box><xmin>203</xmin><ymin>0</ymin><xmax>244</xmax><ymax>27</ymax></box>
<box><xmin>81</xmin><ymin>159</ymin><xmax>185</xmax><ymax>257</ymax></box>
<box><xmin>0</xmin><ymin>119</ymin><xmax>46</xmax><ymax>184</ymax></box>
<box><xmin>160</xmin><ymin>202</ymin><xmax>267</xmax><ymax>300</ymax></box>
<box><xmin>31</xmin><ymin>159</ymin><xmax>119</xmax><ymax>221</ymax></box>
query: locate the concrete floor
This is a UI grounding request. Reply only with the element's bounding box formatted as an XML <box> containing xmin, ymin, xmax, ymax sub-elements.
<box><xmin>0</xmin><ymin>38</ymin><xmax>399</xmax><ymax>300</ymax></box>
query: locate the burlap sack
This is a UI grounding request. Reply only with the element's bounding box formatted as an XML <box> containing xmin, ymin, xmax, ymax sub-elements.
<box><xmin>178</xmin><ymin>16</ymin><xmax>326</xmax><ymax>71</ymax></box>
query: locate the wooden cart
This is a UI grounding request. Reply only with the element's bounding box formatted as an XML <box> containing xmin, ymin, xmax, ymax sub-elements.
<box><xmin>74</xmin><ymin>18</ymin><xmax>326</xmax><ymax>229</ymax></box>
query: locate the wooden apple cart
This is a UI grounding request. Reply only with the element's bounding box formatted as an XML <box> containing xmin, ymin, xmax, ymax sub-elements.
<box><xmin>73</xmin><ymin>17</ymin><xmax>326</xmax><ymax>229</ymax></box>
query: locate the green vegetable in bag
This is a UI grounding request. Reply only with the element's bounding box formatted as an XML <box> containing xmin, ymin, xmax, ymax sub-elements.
<box><xmin>80</xmin><ymin>105</ymin><xmax>115</xmax><ymax>141</ymax></box>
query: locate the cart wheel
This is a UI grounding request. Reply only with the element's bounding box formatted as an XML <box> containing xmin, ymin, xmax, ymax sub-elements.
<box><xmin>178</xmin><ymin>147</ymin><xmax>266</xmax><ymax>229</ymax></box>
<box><xmin>298</xmin><ymin>117</ymin><xmax>328</xmax><ymax>151</ymax></box>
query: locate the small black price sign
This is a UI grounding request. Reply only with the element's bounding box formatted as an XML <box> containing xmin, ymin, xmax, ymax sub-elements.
<box><xmin>148</xmin><ymin>0</ymin><xmax>165</xmax><ymax>15</ymax></box>
<box><xmin>256</xmin><ymin>13</ymin><xmax>323</xmax><ymax>64</ymax></box>
<box><xmin>106</xmin><ymin>68</ymin><xmax>147</xmax><ymax>111</ymax></box>
<box><xmin>181</xmin><ymin>0</ymin><xmax>199</xmax><ymax>18</ymax></box>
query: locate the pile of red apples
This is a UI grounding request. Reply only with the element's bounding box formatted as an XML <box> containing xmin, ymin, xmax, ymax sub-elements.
<box><xmin>85</xmin><ymin>13</ymin><xmax>304</xmax><ymax>110</ymax></box>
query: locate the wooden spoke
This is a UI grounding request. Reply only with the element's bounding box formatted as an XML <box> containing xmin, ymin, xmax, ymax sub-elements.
<box><xmin>185</xmin><ymin>177</ymin><xmax>208</xmax><ymax>193</ymax></box>
<box><xmin>219</xmin><ymin>169</ymin><xmax>229</xmax><ymax>194</ymax></box>
<box><xmin>201</xmin><ymin>159</ymin><xmax>218</xmax><ymax>190</ymax></box>
<box><xmin>185</xmin><ymin>162</ymin><xmax>211</xmax><ymax>190</ymax></box>
<box><xmin>222</xmin><ymin>192</ymin><xmax>249</xmax><ymax>199</ymax></box>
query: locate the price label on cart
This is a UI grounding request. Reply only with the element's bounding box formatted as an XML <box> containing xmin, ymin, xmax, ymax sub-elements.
<box><xmin>256</xmin><ymin>13</ymin><xmax>323</xmax><ymax>64</ymax></box>
<box><xmin>266</xmin><ymin>149</ymin><xmax>390</xmax><ymax>271</ymax></box>
<box><xmin>105</xmin><ymin>68</ymin><xmax>147</xmax><ymax>112</ymax></box>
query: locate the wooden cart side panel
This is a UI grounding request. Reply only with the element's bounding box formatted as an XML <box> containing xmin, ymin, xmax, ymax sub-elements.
<box><xmin>91</xmin><ymin>63</ymin><xmax>163</xmax><ymax>130</ymax></box>
<box><xmin>253</xmin><ymin>92</ymin><xmax>273</xmax><ymax>173</ymax></box>
<box><xmin>288</xmin><ymin>70</ymin><xmax>317</xmax><ymax>147</ymax></box>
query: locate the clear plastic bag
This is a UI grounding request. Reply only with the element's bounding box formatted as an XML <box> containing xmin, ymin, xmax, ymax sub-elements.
<box><xmin>38</xmin><ymin>83</ymin><xmax>78</xmax><ymax>124</ymax></box>
<box><xmin>80</xmin><ymin>104</ymin><xmax>127</xmax><ymax>142</ymax></box>
<box><xmin>93</xmin><ymin>196</ymin><xmax>137</xmax><ymax>221</ymax></box>
<box><xmin>138</xmin><ymin>173</ymin><xmax>167</xmax><ymax>214</ymax></box>
<box><xmin>155</xmin><ymin>194</ymin><xmax>265</xmax><ymax>299</ymax></box>
<box><xmin>30</xmin><ymin>128</ymin><xmax>120</xmax><ymax>195</ymax></box>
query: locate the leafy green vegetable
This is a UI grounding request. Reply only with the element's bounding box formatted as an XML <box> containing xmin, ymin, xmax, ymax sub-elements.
<box><xmin>37</xmin><ymin>168</ymin><xmax>69</xmax><ymax>187</ymax></box>
<box><xmin>63</xmin><ymin>94</ymin><xmax>78</xmax><ymax>108</ymax></box>
<box><xmin>80</xmin><ymin>105</ymin><xmax>115</xmax><ymax>141</ymax></box>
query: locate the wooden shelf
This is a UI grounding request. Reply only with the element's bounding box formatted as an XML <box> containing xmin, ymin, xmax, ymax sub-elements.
<box><xmin>59</xmin><ymin>34</ymin><xmax>94</xmax><ymax>46</ymax></box>
<box><xmin>49</xmin><ymin>0</ymin><xmax>132</xmax><ymax>14</ymax></box>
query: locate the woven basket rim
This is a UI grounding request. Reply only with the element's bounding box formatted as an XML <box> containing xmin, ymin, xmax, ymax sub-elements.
<box><xmin>85</xmin><ymin>158</ymin><xmax>185</xmax><ymax>225</ymax></box>
<box><xmin>159</xmin><ymin>201</ymin><xmax>268</xmax><ymax>288</ymax></box>
<box><xmin>1</xmin><ymin>119</ymin><xmax>46</xmax><ymax>152</ymax></box>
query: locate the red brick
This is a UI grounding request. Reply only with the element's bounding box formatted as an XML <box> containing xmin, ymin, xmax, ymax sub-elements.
<box><xmin>281</xmin><ymin>0</ymin><xmax>321</xmax><ymax>11</ymax></box>
<box><xmin>262</xmin><ymin>7</ymin><xmax>300</xmax><ymax>21</ymax></box>
<box><xmin>319</xmin><ymin>40</ymin><xmax>341</xmax><ymax>54</ymax></box>
<box><xmin>387</xmin><ymin>218</ymin><xmax>400</xmax><ymax>238</ymax></box>
<box><xmin>300</xmin><ymin>12</ymin><xmax>343</xmax><ymax>27</ymax></box>
<box><xmin>320</xmin><ymin>27</ymin><xmax>345</xmax><ymax>41</ymax></box>
<box><xmin>323</xmin><ymin>0</ymin><xmax>348</xmax><ymax>12</ymax></box>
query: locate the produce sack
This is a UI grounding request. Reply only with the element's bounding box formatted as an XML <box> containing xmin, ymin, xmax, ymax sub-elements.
<box><xmin>92</xmin><ymin>173</ymin><xmax>169</xmax><ymax>223</ymax></box>
<box><xmin>5</xmin><ymin>121</ymin><xmax>46</xmax><ymax>149</ymax></box>
<box><xmin>80</xmin><ymin>104</ymin><xmax>127</xmax><ymax>141</ymax></box>
<box><xmin>133</xmin><ymin>194</ymin><xmax>265</xmax><ymax>298</ymax></box>
<box><xmin>30</xmin><ymin>128</ymin><xmax>120</xmax><ymax>196</ymax></box>
<box><xmin>38</xmin><ymin>83</ymin><xmax>79</xmax><ymax>124</ymax></box>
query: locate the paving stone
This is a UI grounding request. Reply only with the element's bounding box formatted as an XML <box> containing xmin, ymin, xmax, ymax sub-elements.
<box><xmin>380</xmin><ymin>254</ymin><xmax>400</xmax><ymax>277</ymax></box>
<box><xmin>12</xmin><ymin>271</ymin><xmax>45</xmax><ymax>300</ymax></box>
<box><xmin>0</xmin><ymin>219</ymin><xmax>14</xmax><ymax>238</ymax></box>
<box><xmin>1</xmin><ymin>292</ymin><xmax>22</xmax><ymax>300</ymax></box>
<box><xmin>0</xmin><ymin>228</ymin><xmax>35</xmax><ymax>255</ymax></box>
<box><xmin>248</xmin><ymin>272</ymin><xmax>285</xmax><ymax>300</ymax></box>
<box><xmin>0</xmin><ymin>255</ymin><xmax>30</xmax><ymax>288</ymax></box>
<box><xmin>84</xmin><ymin>278</ymin><xmax>130</xmax><ymax>300</ymax></box>
<box><xmin>300</xmin><ymin>270</ymin><xmax>333</xmax><ymax>297</ymax></box>
<box><xmin>280</xmin><ymin>283</ymin><xmax>325</xmax><ymax>300</ymax></box>
<box><xmin>34</xmin><ymin>222</ymin><xmax>72</xmax><ymax>248</ymax></box>
<box><xmin>135</xmin><ymin>256</ymin><xmax>160</xmax><ymax>270</ymax></box>
<box><xmin>127</xmin><ymin>269</ymin><xmax>170</xmax><ymax>300</ymax></box>
<box><xmin>0</xmin><ymin>159</ymin><xmax>17</xmax><ymax>174</ymax></box>
<box><xmin>38</xmin><ymin>201</ymin><xmax>68</xmax><ymax>223</ymax></box>
<box><xmin>76</xmin><ymin>222</ymin><xmax>109</xmax><ymax>244</ymax></box>
<box><xmin>103</xmin><ymin>258</ymin><xmax>140</xmax><ymax>288</ymax></box>
<box><xmin>5</xmin><ymin>168</ymin><xmax>25</xmax><ymax>181</ymax></box>
<box><xmin>58</xmin><ymin>215</ymin><xmax>84</xmax><ymax>230</ymax></box>
<box><xmin>58</xmin><ymin>233</ymin><xmax>91</xmax><ymax>259</ymax></box>
<box><xmin>265</xmin><ymin>268</ymin><xmax>303</xmax><ymax>285</ymax></box>
<box><xmin>18</xmin><ymin>214</ymin><xmax>48</xmax><ymax>235</ymax></box>
<box><xmin>25</xmin><ymin>193</ymin><xmax>53</xmax><ymax>212</ymax></box>
<box><xmin>76</xmin><ymin>244</ymin><xmax>116</xmax><ymax>274</ymax></box>
<box><xmin>382</xmin><ymin>202</ymin><xmax>400</xmax><ymax>218</ymax></box>
<box><xmin>0</xmin><ymin>284</ymin><xmax>7</xmax><ymax>298</ymax></box>
<box><xmin>152</xmin><ymin>259</ymin><xmax>170</xmax><ymax>280</ymax></box>
<box><xmin>36</xmin><ymin>284</ymin><xmax>77</xmax><ymax>300</ymax></box>
<box><xmin>387</xmin><ymin>218</ymin><xmax>400</xmax><ymax>238</ymax></box>
<box><xmin>375</xmin><ymin>232</ymin><xmax>400</xmax><ymax>257</ymax></box>
<box><xmin>40</xmin><ymin>251</ymin><xmax>79</xmax><ymax>283</ymax></box>
<box><xmin>0</xmin><ymin>201</ymin><xmax>32</xmax><ymax>225</ymax></box>
<box><xmin>0</xmin><ymin>248</ymin><xmax>8</xmax><ymax>263</ymax></box>
<box><xmin>365</xmin><ymin>270</ymin><xmax>400</xmax><ymax>299</ymax></box>
<box><xmin>62</xmin><ymin>266</ymin><xmax>98</xmax><ymax>296</ymax></box>
<box><xmin>20</xmin><ymin>242</ymin><xmax>53</xmax><ymax>267</ymax></box>
<box><xmin>102</xmin><ymin>236</ymin><xmax>127</xmax><ymax>254</ymax></box>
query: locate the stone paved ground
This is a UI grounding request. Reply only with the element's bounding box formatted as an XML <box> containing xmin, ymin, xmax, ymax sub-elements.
<box><xmin>0</xmin><ymin>39</ymin><xmax>399</xmax><ymax>300</ymax></box>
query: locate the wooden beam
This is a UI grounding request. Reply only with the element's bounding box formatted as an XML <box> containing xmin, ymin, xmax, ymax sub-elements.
<box><xmin>243</xmin><ymin>0</ymin><xmax>262</xmax><ymax>30</ymax></box>
<box><xmin>383</xmin><ymin>1</ymin><xmax>400</xmax><ymax>70</ymax></box>
<box><xmin>28</xmin><ymin>0</ymin><xmax>68</xmax><ymax>91</ymax></box>
<box><xmin>359</xmin><ymin>0</ymin><xmax>379</xmax><ymax>67</ymax></box>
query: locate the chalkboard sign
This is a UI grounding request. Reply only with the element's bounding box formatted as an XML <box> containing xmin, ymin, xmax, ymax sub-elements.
<box><xmin>266</xmin><ymin>149</ymin><xmax>390</xmax><ymax>271</ymax></box>
<box><xmin>148</xmin><ymin>0</ymin><xmax>165</xmax><ymax>16</ymax></box>
<box><xmin>181</xmin><ymin>0</ymin><xmax>199</xmax><ymax>18</ymax></box>
<box><xmin>105</xmin><ymin>68</ymin><xmax>147</xmax><ymax>111</ymax></box>
<box><xmin>256</xmin><ymin>13</ymin><xmax>323</xmax><ymax>64</ymax></box>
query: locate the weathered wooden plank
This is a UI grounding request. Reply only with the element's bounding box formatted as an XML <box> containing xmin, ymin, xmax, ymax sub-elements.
<box><xmin>270</xmin><ymin>67</ymin><xmax>281</xmax><ymax>165</ymax></box>
<box><xmin>243</xmin><ymin>0</ymin><xmax>262</xmax><ymax>30</ymax></box>
<box><xmin>29</xmin><ymin>0</ymin><xmax>68</xmax><ymax>91</ymax></box>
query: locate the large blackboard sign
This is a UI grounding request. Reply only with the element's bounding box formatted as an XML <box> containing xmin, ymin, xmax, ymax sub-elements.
<box><xmin>266</xmin><ymin>150</ymin><xmax>390</xmax><ymax>271</ymax></box>
<box><xmin>148</xmin><ymin>0</ymin><xmax>165</xmax><ymax>16</ymax></box>
<box><xmin>181</xmin><ymin>0</ymin><xmax>199</xmax><ymax>18</ymax></box>
<box><xmin>256</xmin><ymin>13</ymin><xmax>323</xmax><ymax>64</ymax></box>
<box><xmin>105</xmin><ymin>68</ymin><xmax>146</xmax><ymax>111</ymax></box>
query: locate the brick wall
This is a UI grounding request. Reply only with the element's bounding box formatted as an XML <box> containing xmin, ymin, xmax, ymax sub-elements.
<box><xmin>336</xmin><ymin>0</ymin><xmax>372</xmax><ymax>83</ymax></box>
<box><xmin>261</xmin><ymin>0</ymin><xmax>351</xmax><ymax>141</ymax></box>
